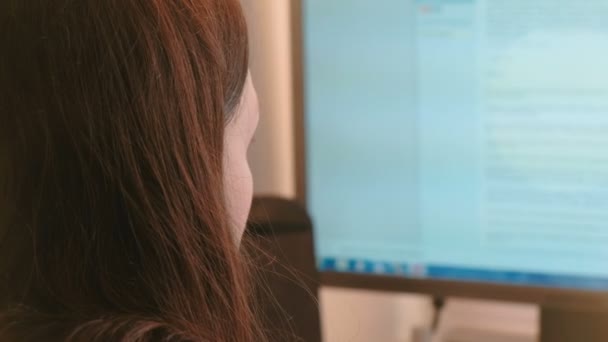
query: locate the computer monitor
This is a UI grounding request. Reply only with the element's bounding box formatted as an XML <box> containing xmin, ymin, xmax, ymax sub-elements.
<box><xmin>296</xmin><ymin>0</ymin><xmax>608</xmax><ymax>305</ymax></box>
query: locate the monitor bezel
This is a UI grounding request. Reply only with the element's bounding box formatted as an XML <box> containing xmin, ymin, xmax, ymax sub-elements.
<box><xmin>290</xmin><ymin>0</ymin><xmax>608</xmax><ymax>305</ymax></box>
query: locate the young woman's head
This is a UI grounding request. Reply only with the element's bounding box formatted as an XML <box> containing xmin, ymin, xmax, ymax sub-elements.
<box><xmin>0</xmin><ymin>0</ymin><xmax>261</xmax><ymax>341</ymax></box>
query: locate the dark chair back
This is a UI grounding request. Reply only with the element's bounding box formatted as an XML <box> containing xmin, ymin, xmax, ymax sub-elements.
<box><xmin>247</xmin><ymin>196</ymin><xmax>321</xmax><ymax>342</ymax></box>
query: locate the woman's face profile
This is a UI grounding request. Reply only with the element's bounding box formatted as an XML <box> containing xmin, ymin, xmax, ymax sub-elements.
<box><xmin>224</xmin><ymin>74</ymin><xmax>259</xmax><ymax>242</ymax></box>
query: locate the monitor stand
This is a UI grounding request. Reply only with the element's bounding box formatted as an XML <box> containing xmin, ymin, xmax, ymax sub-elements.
<box><xmin>432</xmin><ymin>298</ymin><xmax>538</xmax><ymax>342</ymax></box>
<box><xmin>431</xmin><ymin>297</ymin><xmax>608</xmax><ymax>342</ymax></box>
<box><xmin>540</xmin><ymin>297</ymin><xmax>608</xmax><ymax>342</ymax></box>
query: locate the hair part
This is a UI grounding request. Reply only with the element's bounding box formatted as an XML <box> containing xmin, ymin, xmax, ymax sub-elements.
<box><xmin>0</xmin><ymin>0</ymin><xmax>261</xmax><ymax>340</ymax></box>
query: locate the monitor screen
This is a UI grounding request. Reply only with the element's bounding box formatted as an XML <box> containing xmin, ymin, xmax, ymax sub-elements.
<box><xmin>304</xmin><ymin>0</ymin><xmax>608</xmax><ymax>291</ymax></box>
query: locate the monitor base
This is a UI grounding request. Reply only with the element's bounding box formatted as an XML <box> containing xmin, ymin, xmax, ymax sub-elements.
<box><xmin>541</xmin><ymin>299</ymin><xmax>608</xmax><ymax>342</ymax></box>
<box><xmin>431</xmin><ymin>298</ymin><xmax>537</xmax><ymax>342</ymax></box>
<box><xmin>429</xmin><ymin>297</ymin><xmax>608</xmax><ymax>342</ymax></box>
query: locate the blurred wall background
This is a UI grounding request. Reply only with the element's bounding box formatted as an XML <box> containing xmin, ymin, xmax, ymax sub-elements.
<box><xmin>241</xmin><ymin>0</ymin><xmax>296</xmax><ymax>199</ymax></box>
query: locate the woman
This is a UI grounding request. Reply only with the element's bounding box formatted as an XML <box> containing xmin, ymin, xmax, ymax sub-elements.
<box><xmin>0</xmin><ymin>0</ymin><xmax>263</xmax><ymax>340</ymax></box>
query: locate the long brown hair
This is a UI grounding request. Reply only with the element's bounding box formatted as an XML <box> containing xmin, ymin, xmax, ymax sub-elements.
<box><xmin>0</xmin><ymin>0</ymin><xmax>263</xmax><ymax>340</ymax></box>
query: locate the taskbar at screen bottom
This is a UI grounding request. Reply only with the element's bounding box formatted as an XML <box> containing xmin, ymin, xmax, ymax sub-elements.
<box><xmin>318</xmin><ymin>257</ymin><xmax>608</xmax><ymax>292</ymax></box>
